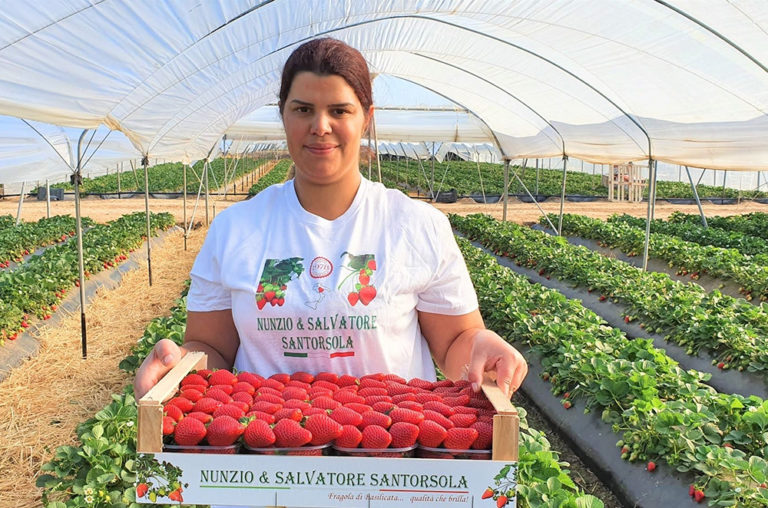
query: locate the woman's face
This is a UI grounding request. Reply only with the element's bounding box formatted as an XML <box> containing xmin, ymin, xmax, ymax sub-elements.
<box><xmin>282</xmin><ymin>71</ymin><xmax>372</xmax><ymax>186</ymax></box>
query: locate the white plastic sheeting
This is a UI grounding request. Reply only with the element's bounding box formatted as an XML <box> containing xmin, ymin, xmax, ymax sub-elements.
<box><xmin>0</xmin><ymin>1</ymin><xmax>767</xmax><ymax>169</ymax></box>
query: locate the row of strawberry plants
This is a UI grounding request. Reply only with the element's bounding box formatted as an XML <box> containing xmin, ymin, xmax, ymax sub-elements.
<box><xmin>668</xmin><ymin>211</ymin><xmax>768</xmax><ymax>241</ymax></box>
<box><xmin>457</xmin><ymin>236</ymin><xmax>768</xmax><ymax>506</ymax></box>
<box><xmin>0</xmin><ymin>214</ymin><xmax>15</xmax><ymax>230</ymax></box>
<box><xmin>0</xmin><ymin>215</ymin><xmax>95</xmax><ymax>268</ymax></box>
<box><xmin>0</xmin><ymin>212</ymin><xmax>175</xmax><ymax>344</ymax></box>
<box><xmin>47</xmin><ymin>158</ymin><xmax>263</xmax><ymax>195</ymax></box>
<box><xmin>549</xmin><ymin>213</ymin><xmax>768</xmax><ymax>301</ymax></box>
<box><xmin>451</xmin><ymin>213</ymin><xmax>768</xmax><ymax>376</ymax></box>
<box><xmin>247</xmin><ymin>159</ymin><xmax>292</xmax><ymax>196</ymax></box>
<box><xmin>38</xmin><ymin>288</ymin><xmax>605</xmax><ymax>508</ymax></box>
<box><xmin>608</xmin><ymin>213</ymin><xmax>768</xmax><ymax>260</ymax></box>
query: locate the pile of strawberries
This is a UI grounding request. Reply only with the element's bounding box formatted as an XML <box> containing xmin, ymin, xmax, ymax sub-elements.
<box><xmin>162</xmin><ymin>369</ymin><xmax>497</xmax><ymax>457</ymax></box>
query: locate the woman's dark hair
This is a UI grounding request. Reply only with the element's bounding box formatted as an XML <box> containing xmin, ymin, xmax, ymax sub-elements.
<box><xmin>278</xmin><ymin>38</ymin><xmax>373</xmax><ymax>115</ymax></box>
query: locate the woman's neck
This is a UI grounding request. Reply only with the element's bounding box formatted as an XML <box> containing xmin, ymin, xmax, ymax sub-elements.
<box><xmin>293</xmin><ymin>172</ymin><xmax>362</xmax><ymax>220</ymax></box>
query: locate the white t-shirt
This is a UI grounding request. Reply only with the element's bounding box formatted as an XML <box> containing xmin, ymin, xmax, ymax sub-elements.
<box><xmin>187</xmin><ymin>176</ymin><xmax>478</xmax><ymax>381</ymax></box>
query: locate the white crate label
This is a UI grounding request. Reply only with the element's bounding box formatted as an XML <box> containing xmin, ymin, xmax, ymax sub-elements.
<box><xmin>135</xmin><ymin>452</ymin><xmax>517</xmax><ymax>507</ymax></box>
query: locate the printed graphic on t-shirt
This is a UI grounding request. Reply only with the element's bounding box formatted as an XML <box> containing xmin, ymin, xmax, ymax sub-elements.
<box><xmin>337</xmin><ymin>252</ymin><xmax>377</xmax><ymax>307</ymax></box>
<box><xmin>254</xmin><ymin>257</ymin><xmax>304</xmax><ymax>310</ymax></box>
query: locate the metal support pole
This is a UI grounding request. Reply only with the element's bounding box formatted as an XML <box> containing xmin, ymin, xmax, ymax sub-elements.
<box><xmin>557</xmin><ymin>156</ymin><xmax>568</xmax><ymax>235</ymax></box>
<box><xmin>641</xmin><ymin>159</ymin><xmax>658</xmax><ymax>271</ymax></box>
<box><xmin>511</xmin><ymin>165</ymin><xmax>558</xmax><ymax>234</ymax></box>
<box><xmin>204</xmin><ymin>160</ymin><xmax>210</xmax><ymax>226</ymax></box>
<box><xmin>15</xmin><ymin>181</ymin><xmax>26</xmax><ymax>225</ymax></box>
<box><xmin>142</xmin><ymin>156</ymin><xmax>153</xmax><ymax>286</ymax></box>
<box><xmin>367</xmin><ymin>131</ymin><xmax>372</xmax><ymax>180</ymax></box>
<box><xmin>117</xmin><ymin>162</ymin><xmax>122</xmax><ymax>198</ymax></box>
<box><xmin>535</xmin><ymin>159</ymin><xmax>540</xmax><ymax>195</ymax></box>
<box><xmin>430</xmin><ymin>142</ymin><xmax>436</xmax><ymax>201</ymax></box>
<box><xmin>685</xmin><ymin>166</ymin><xmax>708</xmax><ymax>228</ymax></box>
<box><xmin>183</xmin><ymin>163</ymin><xmax>188</xmax><ymax>251</ymax></box>
<box><xmin>75</xmin><ymin>129</ymin><xmax>88</xmax><ymax>359</ymax></box>
<box><xmin>475</xmin><ymin>147</ymin><xmax>487</xmax><ymax>204</ymax></box>
<box><xmin>502</xmin><ymin>160</ymin><xmax>509</xmax><ymax>222</ymax></box>
<box><xmin>45</xmin><ymin>179</ymin><xmax>51</xmax><ymax>218</ymax></box>
<box><xmin>372</xmin><ymin>111</ymin><xmax>382</xmax><ymax>183</ymax></box>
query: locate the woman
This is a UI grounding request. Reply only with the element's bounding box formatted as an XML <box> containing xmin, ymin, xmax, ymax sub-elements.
<box><xmin>135</xmin><ymin>38</ymin><xmax>526</xmax><ymax>401</ymax></box>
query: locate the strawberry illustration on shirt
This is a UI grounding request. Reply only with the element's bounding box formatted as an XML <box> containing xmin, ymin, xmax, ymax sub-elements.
<box><xmin>255</xmin><ymin>257</ymin><xmax>303</xmax><ymax>309</ymax></box>
<box><xmin>338</xmin><ymin>253</ymin><xmax>377</xmax><ymax>306</ymax></box>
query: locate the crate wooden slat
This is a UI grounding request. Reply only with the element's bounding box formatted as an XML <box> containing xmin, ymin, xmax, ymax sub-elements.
<box><xmin>481</xmin><ymin>375</ymin><xmax>520</xmax><ymax>461</ymax></box>
<box><xmin>137</xmin><ymin>351</ymin><xmax>207</xmax><ymax>453</ymax></box>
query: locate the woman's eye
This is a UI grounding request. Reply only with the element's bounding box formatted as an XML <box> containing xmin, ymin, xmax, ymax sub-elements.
<box><xmin>333</xmin><ymin>109</ymin><xmax>349</xmax><ymax>115</ymax></box>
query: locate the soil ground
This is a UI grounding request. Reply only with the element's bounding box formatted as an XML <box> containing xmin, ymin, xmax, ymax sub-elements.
<box><xmin>0</xmin><ymin>189</ymin><xmax>764</xmax><ymax>507</ymax></box>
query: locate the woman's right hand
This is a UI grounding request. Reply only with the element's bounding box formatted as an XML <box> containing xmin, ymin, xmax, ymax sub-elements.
<box><xmin>134</xmin><ymin>339</ymin><xmax>184</xmax><ymax>400</ymax></box>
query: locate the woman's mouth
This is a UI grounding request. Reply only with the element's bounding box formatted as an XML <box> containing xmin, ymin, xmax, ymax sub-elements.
<box><xmin>305</xmin><ymin>144</ymin><xmax>337</xmax><ymax>155</ymax></box>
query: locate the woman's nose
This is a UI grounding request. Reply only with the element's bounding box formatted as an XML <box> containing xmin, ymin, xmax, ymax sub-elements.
<box><xmin>310</xmin><ymin>113</ymin><xmax>331</xmax><ymax>136</ymax></box>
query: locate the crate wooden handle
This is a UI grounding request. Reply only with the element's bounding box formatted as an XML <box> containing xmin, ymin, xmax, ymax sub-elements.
<box><xmin>137</xmin><ymin>351</ymin><xmax>207</xmax><ymax>453</ymax></box>
<box><xmin>481</xmin><ymin>374</ymin><xmax>520</xmax><ymax>461</ymax></box>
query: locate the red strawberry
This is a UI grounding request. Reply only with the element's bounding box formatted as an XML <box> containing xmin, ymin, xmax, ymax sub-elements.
<box><xmin>164</xmin><ymin>404</ymin><xmax>184</xmax><ymax>422</ymax></box>
<box><xmin>330</xmin><ymin>406</ymin><xmax>364</xmax><ymax>426</ymax></box>
<box><xmin>413</xmin><ymin>392</ymin><xmax>442</xmax><ymax>404</ymax></box>
<box><xmin>273</xmin><ymin>419</ymin><xmax>312</xmax><ymax>448</ymax></box>
<box><xmin>391</xmin><ymin>393</ymin><xmax>417</xmax><ymax>404</ymax></box>
<box><xmin>180</xmin><ymin>388</ymin><xmax>204</xmax><ymax>402</ymax></box>
<box><xmin>282</xmin><ymin>387</ymin><xmax>309</xmax><ymax>401</ymax></box>
<box><xmin>173</xmin><ymin>417</ymin><xmax>207</xmax><ymax>446</ymax></box>
<box><xmin>232</xmin><ymin>392</ymin><xmax>254</xmax><ymax>405</ymax></box>
<box><xmin>303</xmin><ymin>407</ymin><xmax>327</xmax><ymax>416</ymax></box>
<box><xmin>186</xmin><ymin>411</ymin><xmax>213</xmax><ymax>424</ymax></box>
<box><xmin>315</xmin><ymin>372</ymin><xmax>340</xmax><ymax>384</ymax></box>
<box><xmin>449</xmin><ymin>413</ymin><xmax>477</xmax><ymax>428</ymax></box>
<box><xmin>206</xmin><ymin>415</ymin><xmax>245</xmax><ymax>446</ymax></box>
<box><xmin>389</xmin><ymin>407</ymin><xmax>424</xmax><ymax>426</ymax></box>
<box><xmin>284</xmin><ymin>399</ymin><xmax>311</xmax><ymax>411</ymax></box>
<box><xmin>717</xmin><ymin>362</ymin><xmax>725</xmax><ymax>369</ymax></box>
<box><xmin>359</xmin><ymin>270</ymin><xmax>370</xmax><ymax>286</ymax></box>
<box><xmin>423</xmin><ymin>401</ymin><xmax>455</xmax><ymax>417</ymax></box>
<box><xmin>213</xmin><ymin>404</ymin><xmax>246</xmax><ymax>420</ymax></box>
<box><xmin>193</xmin><ymin>397</ymin><xmax>223</xmax><ymax>414</ymax></box>
<box><xmin>232</xmin><ymin>382</ymin><xmax>256</xmax><ymax>395</ymax></box>
<box><xmin>443</xmin><ymin>427</ymin><xmax>479</xmax><ymax>450</ymax></box>
<box><xmin>262</xmin><ymin>378</ymin><xmax>286</xmax><ymax>391</ymax></box>
<box><xmin>424</xmin><ymin>410</ymin><xmax>455</xmax><ymax>430</ymax></box>
<box><xmin>305</xmin><ymin>414</ymin><xmax>344</xmax><ymax>445</ymax></box>
<box><xmin>647</xmin><ymin>461</ymin><xmax>656</xmax><ymax>472</ymax></box>
<box><xmin>273</xmin><ymin>407</ymin><xmax>303</xmax><ymax>422</ymax></box>
<box><xmin>333</xmin><ymin>390</ymin><xmax>365</xmax><ymax>405</ymax></box>
<box><xmin>168</xmin><ymin>488</ymin><xmax>183</xmax><ymax>502</ymax></box>
<box><xmin>694</xmin><ymin>489</ymin><xmax>705</xmax><ymax>503</ymax></box>
<box><xmin>360</xmin><ymin>376</ymin><xmax>386</xmax><ymax>387</ymax></box>
<box><xmin>343</xmin><ymin>402</ymin><xmax>373</xmax><ymax>414</ymax></box>
<box><xmin>359</xmin><ymin>286</ymin><xmax>377</xmax><ymax>305</ymax></box>
<box><xmin>244</xmin><ymin>419</ymin><xmax>276</xmax><ymax>448</ymax></box>
<box><xmin>389</xmin><ymin>421</ymin><xmax>419</xmax><ymax>448</ymax></box>
<box><xmin>689</xmin><ymin>485</ymin><xmax>695</xmax><ymax>497</ymax></box>
<box><xmin>162</xmin><ymin>416</ymin><xmax>176</xmax><ymax>435</ymax></box>
<box><xmin>337</xmin><ymin>374</ymin><xmax>359</xmax><ymax>387</ymax></box>
<box><xmin>358</xmin><ymin>387</ymin><xmax>388</xmax><ymax>397</ymax></box>
<box><xmin>442</xmin><ymin>394</ymin><xmax>470</xmax><ymax>407</ymax></box>
<box><xmin>205</xmin><ymin>388</ymin><xmax>232</xmax><ymax>404</ymax></box>
<box><xmin>250</xmin><ymin>400</ymin><xmax>283</xmax><ymax>414</ymax></box>
<box><xmin>367</xmin><ymin>259</ymin><xmax>376</xmax><ymax>271</ymax></box>
<box><xmin>312</xmin><ymin>396</ymin><xmax>341</xmax><ymax>410</ymax></box>
<box><xmin>291</xmin><ymin>371</ymin><xmax>315</xmax><ymax>383</ymax></box>
<box><xmin>497</xmin><ymin>495</ymin><xmax>508</xmax><ymax>507</ymax></box>
<box><xmin>471</xmin><ymin>421</ymin><xmax>493</xmax><ymax>450</ymax></box>
<box><xmin>563</xmin><ymin>401</ymin><xmax>573</xmax><ymax>409</ymax></box>
<box><xmin>418</xmin><ymin>420</ymin><xmax>448</xmax><ymax>448</ymax></box>
<box><xmin>253</xmin><ymin>393</ymin><xmax>284</xmax><ymax>405</ymax></box>
<box><xmin>348</xmin><ymin>292</ymin><xmax>359</xmax><ymax>306</ymax></box>
<box><xmin>408</xmin><ymin>378</ymin><xmax>434</xmax><ymax>390</ymax></box>
<box><xmin>197</xmin><ymin>369</ymin><xmax>214</xmax><ymax>380</ymax></box>
<box><xmin>264</xmin><ymin>290</ymin><xmax>276</xmax><ymax>301</ymax></box>
<box><xmin>136</xmin><ymin>483</ymin><xmax>149</xmax><ymax>498</ymax></box>
<box><xmin>371</xmin><ymin>401</ymin><xmax>396</xmax><ymax>413</ymax></box>
<box><xmin>237</xmin><ymin>371</ymin><xmax>264</xmax><ymax>390</ymax></box>
<box><xmin>452</xmin><ymin>406</ymin><xmax>478</xmax><ymax>415</ymax></box>
<box><xmin>360</xmin><ymin>410</ymin><xmax>392</xmax><ymax>429</ymax></box>
<box><xmin>167</xmin><ymin>397</ymin><xmax>194</xmax><ymax>413</ymax></box>
<box><xmin>481</xmin><ymin>487</ymin><xmax>494</xmax><ymax>499</ymax></box>
<box><xmin>209</xmin><ymin>369</ymin><xmax>237</xmax><ymax>386</ymax></box>
<box><xmin>246</xmin><ymin>410</ymin><xmax>275</xmax><ymax>424</ymax></box>
<box><xmin>335</xmin><ymin>424</ymin><xmax>363</xmax><ymax>448</ymax></box>
<box><xmin>397</xmin><ymin>401</ymin><xmax>424</xmax><ymax>412</ymax></box>
<box><xmin>286</xmin><ymin>379</ymin><xmax>312</xmax><ymax>390</ymax></box>
<box><xmin>361</xmin><ymin>425</ymin><xmax>392</xmax><ymax>449</ymax></box>
<box><xmin>270</xmin><ymin>373</ymin><xmax>291</xmax><ymax>385</ymax></box>
<box><xmin>211</xmin><ymin>384</ymin><xmax>234</xmax><ymax>395</ymax></box>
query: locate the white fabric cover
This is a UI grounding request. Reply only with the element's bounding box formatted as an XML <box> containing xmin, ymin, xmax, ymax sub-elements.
<box><xmin>0</xmin><ymin>1</ymin><xmax>767</xmax><ymax>170</ymax></box>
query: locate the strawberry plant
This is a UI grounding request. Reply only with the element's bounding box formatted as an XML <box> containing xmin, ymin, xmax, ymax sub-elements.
<box><xmin>247</xmin><ymin>159</ymin><xmax>293</xmax><ymax>196</ymax></box>
<box><xmin>668</xmin><ymin>211</ymin><xmax>768</xmax><ymax>241</ymax></box>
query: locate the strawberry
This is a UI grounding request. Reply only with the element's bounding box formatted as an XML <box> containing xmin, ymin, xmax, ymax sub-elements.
<box><xmin>423</xmin><ymin>401</ymin><xmax>455</xmax><ymax>417</ymax></box>
<box><xmin>335</xmin><ymin>424</ymin><xmax>363</xmax><ymax>448</ymax></box>
<box><xmin>361</xmin><ymin>425</ymin><xmax>392</xmax><ymax>449</ymax></box>
<box><xmin>205</xmin><ymin>388</ymin><xmax>232</xmax><ymax>404</ymax></box>
<box><xmin>358</xmin><ymin>387</ymin><xmax>388</xmax><ymax>397</ymax></box>
<box><xmin>286</xmin><ymin>379</ymin><xmax>312</xmax><ymax>390</ymax></box>
<box><xmin>232</xmin><ymin>392</ymin><xmax>253</xmax><ymax>405</ymax></box>
<box><xmin>497</xmin><ymin>495</ymin><xmax>508</xmax><ymax>507</ymax></box>
<box><xmin>418</xmin><ymin>420</ymin><xmax>448</xmax><ymax>448</ymax></box>
<box><xmin>449</xmin><ymin>413</ymin><xmax>477</xmax><ymax>428</ymax></box>
<box><xmin>360</xmin><ymin>376</ymin><xmax>386</xmax><ymax>387</ymax></box>
<box><xmin>694</xmin><ymin>489</ymin><xmax>705</xmax><ymax>503</ymax></box>
<box><xmin>413</xmin><ymin>392</ymin><xmax>442</xmax><ymax>404</ymax></box>
<box><xmin>347</xmin><ymin>292</ymin><xmax>359</xmax><ymax>306</ymax></box>
<box><xmin>250</xmin><ymin>400</ymin><xmax>283</xmax><ymax>414</ymax></box>
<box><xmin>333</xmin><ymin>390</ymin><xmax>365</xmax><ymax>405</ymax></box>
<box><xmin>397</xmin><ymin>401</ymin><xmax>424</xmax><ymax>412</ymax></box>
<box><xmin>206</xmin><ymin>415</ymin><xmax>244</xmax><ymax>446</ymax></box>
<box><xmin>211</xmin><ymin>384</ymin><xmax>234</xmax><ymax>395</ymax></box>
<box><xmin>717</xmin><ymin>362</ymin><xmax>725</xmax><ymax>369</ymax></box>
<box><xmin>162</xmin><ymin>416</ymin><xmax>177</xmax><ymax>435</ymax></box>
<box><xmin>246</xmin><ymin>410</ymin><xmax>275</xmax><ymax>424</ymax></box>
<box><xmin>563</xmin><ymin>401</ymin><xmax>572</xmax><ymax>409</ymax></box>
<box><xmin>167</xmin><ymin>397</ymin><xmax>194</xmax><ymax>413</ymax></box>
<box><xmin>314</xmin><ymin>372</ymin><xmax>340</xmax><ymax>385</ymax></box>
<box><xmin>270</xmin><ymin>373</ymin><xmax>291</xmax><ymax>385</ymax></box>
<box><xmin>168</xmin><ymin>488</ymin><xmax>183</xmax><ymax>502</ymax></box>
<box><xmin>273</xmin><ymin>419</ymin><xmax>312</xmax><ymax>448</ymax></box>
<box><xmin>186</xmin><ymin>411</ymin><xmax>213</xmax><ymax>424</ymax></box>
<box><xmin>344</xmin><ymin>402</ymin><xmax>373</xmax><ymax>414</ymax></box>
<box><xmin>209</xmin><ymin>369</ymin><xmax>237</xmax><ymax>386</ymax></box>
<box><xmin>290</xmin><ymin>371</ymin><xmax>315</xmax><ymax>383</ymax></box>
<box><xmin>424</xmin><ymin>409</ymin><xmax>455</xmax><ymax>430</ymax></box>
<box><xmin>253</xmin><ymin>393</ymin><xmax>284</xmax><ymax>405</ymax></box>
<box><xmin>192</xmin><ymin>397</ymin><xmax>223</xmax><ymax>414</ymax></box>
<box><xmin>366</xmin><ymin>397</ymin><xmax>394</xmax><ymax>408</ymax></box>
<box><xmin>213</xmin><ymin>404</ymin><xmax>246</xmax><ymax>420</ymax></box>
<box><xmin>262</xmin><ymin>378</ymin><xmax>286</xmax><ymax>391</ymax></box>
<box><xmin>282</xmin><ymin>386</ymin><xmax>309</xmax><ymax>401</ymax></box>
<box><xmin>689</xmin><ymin>485</ymin><xmax>695</xmax><ymax>497</ymax></box>
<box><xmin>471</xmin><ymin>421</ymin><xmax>493</xmax><ymax>450</ymax></box>
<box><xmin>647</xmin><ymin>461</ymin><xmax>656</xmax><ymax>472</ymax></box>
<box><xmin>197</xmin><ymin>369</ymin><xmax>214</xmax><ymax>380</ymax></box>
<box><xmin>389</xmin><ymin>407</ymin><xmax>424</xmax><ymax>426</ymax></box>
<box><xmin>367</xmin><ymin>259</ymin><xmax>376</xmax><ymax>271</ymax></box>
<box><xmin>444</xmin><ymin>427</ymin><xmax>479</xmax><ymax>450</ymax></box>
<box><xmin>389</xmin><ymin>421</ymin><xmax>419</xmax><ymax>448</ymax></box>
<box><xmin>303</xmin><ymin>407</ymin><xmax>328</xmax><ymax>416</ymax></box>
<box><xmin>624</xmin><ymin>316</ymin><xmax>631</xmax><ymax>323</ymax></box>
<box><xmin>359</xmin><ymin>270</ymin><xmax>370</xmax><ymax>286</ymax></box>
<box><xmin>330</xmin><ymin>406</ymin><xmax>364</xmax><ymax>426</ymax></box>
<box><xmin>599</xmin><ymin>295</ymin><xmax>607</xmax><ymax>301</ymax></box>
<box><xmin>481</xmin><ymin>487</ymin><xmax>494</xmax><ymax>499</ymax></box>
<box><xmin>337</xmin><ymin>374</ymin><xmax>359</xmax><ymax>387</ymax></box>
<box><xmin>232</xmin><ymin>382</ymin><xmax>256</xmax><ymax>395</ymax></box>
<box><xmin>173</xmin><ymin>416</ymin><xmax>207</xmax><ymax>446</ymax></box>
<box><xmin>180</xmin><ymin>388</ymin><xmax>204</xmax><ymax>403</ymax></box>
<box><xmin>392</xmin><ymin>393</ymin><xmax>417</xmax><ymax>404</ymax></box>
<box><xmin>164</xmin><ymin>404</ymin><xmax>184</xmax><ymax>422</ymax></box>
<box><xmin>256</xmin><ymin>298</ymin><xmax>267</xmax><ymax>310</ymax></box>
<box><xmin>312</xmin><ymin>396</ymin><xmax>341</xmax><ymax>410</ymax></box>
<box><xmin>442</xmin><ymin>394</ymin><xmax>470</xmax><ymax>407</ymax></box>
<box><xmin>305</xmin><ymin>414</ymin><xmax>344</xmax><ymax>445</ymax></box>
<box><xmin>283</xmin><ymin>399</ymin><xmax>311</xmax><ymax>411</ymax></box>
<box><xmin>256</xmin><ymin>386</ymin><xmax>284</xmax><ymax>399</ymax></box>
<box><xmin>273</xmin><ymin>407</ymin><xmax>303</xmax><ymax>422</ymax></box>
<box><xmin>360</xmin><ymin>410</ymin><xmax>392</xmax><ymax>429</ymax></box>
<box><xmin>264</xmin><ymin>290</ymin><xmax>276</xmax><ymax>301</ymax></box>
<box><xmin>136</xmin><ymin>483</ymin><xmax>149</xmax><ymax>498</ymax></box>
<box><xmin>244</xmin><ymin>418</ymin><xmax>276</xmax><ymax>448</ymax></box>
<box><xmin>359</xmin><ymin>286</ymin><xmax>377</xmax><ymax>305</ymax></box>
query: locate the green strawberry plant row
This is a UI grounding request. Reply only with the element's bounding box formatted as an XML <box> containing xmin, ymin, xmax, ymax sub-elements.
<box><xmin>0</xmin><ymin>212</ymin><xmax>175</xmax><ymax>345</ymax></box>
<box><xmin>549</xmin><ymin>213</ymin><xmax>768</xmax><ymax>301</ymax></box>
<box><xmin>668</xmin><ymin>211</ymin><xmax>768</xmax><ymax>242</ymax></box>
<box><xmin>451</xmin><ymin>213</ymin><xmax>768</xmax><ymax>376</ymax></box>
<box><xmin>38</xmin><ymin>287</ymin><xmax>605</xmax><ymax>508</ymax></box>
<box><xmin>246</xmin><ymin>159</ymin><xmax>293</xmax><ymax>196</ymax></box>
<box><xmin>0</xmin><ymin>214</ymin><xmax>17</xmax><ymax>230</ymax></box>
<box><xmin>608</xmin><ymin>213</ymin><xmax>768</xmax><ymax>260</ymax></box>
<box><xmin>0</xmin><ymin>215</ymin><xmax>95</xmax><ymax>268</ymax></box>
<box><xmin>46</xmin><ymin>158</ymin><xmax>264</xmax><ymax>195</ymax></box>
<box><xmin>456</xmin><ymin>236</ymin><xmax>768</xmax><ymax>506</ymax></box>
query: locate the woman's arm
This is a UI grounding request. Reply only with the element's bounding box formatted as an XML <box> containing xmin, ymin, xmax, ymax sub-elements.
<box><xmin>419</xmin><ymin>309</ymin><xmax>527</xmax><ymax>398</ymax></box>
<box><xmin>133</xmin><ymin>310</ymin><xmax>240</xmax><ymax>399</ymax></box>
